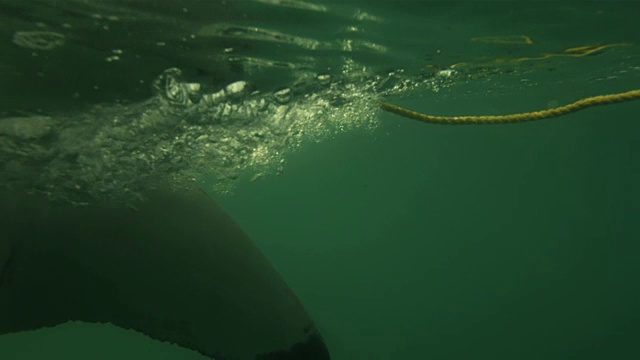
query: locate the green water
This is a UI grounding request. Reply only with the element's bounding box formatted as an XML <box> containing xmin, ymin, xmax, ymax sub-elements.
<box><xmin>236</xmin><ymin>96</ymin><xmax>640</xmax><ymax>359</ymax></box>
<box><xmin>1</xmin><ymin>0</ymin><xmax>639</xmax><ymax>359</ymax></box>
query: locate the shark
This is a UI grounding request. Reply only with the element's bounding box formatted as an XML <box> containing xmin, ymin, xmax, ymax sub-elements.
<box><xmin>0</xmin><ymin>188</ymin><xmax>330</xmax><ymax>360</ymax></box>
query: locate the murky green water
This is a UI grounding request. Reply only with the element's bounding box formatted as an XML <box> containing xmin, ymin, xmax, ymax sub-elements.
<box><xmin>1</xmin><ymin>1</ymin><xmax>639</xmax><ymax>359</ymax></box>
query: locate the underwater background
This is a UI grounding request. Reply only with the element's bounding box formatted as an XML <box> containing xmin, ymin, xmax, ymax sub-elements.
<box><xmin>0</xmin><ymin>1</ymin><xmax>639</xmax><ymax>359</ymax></box>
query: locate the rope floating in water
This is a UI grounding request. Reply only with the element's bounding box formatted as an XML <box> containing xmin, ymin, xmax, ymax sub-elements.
<box><xmin>380</xmin><ymin>89</ymin><xmax>640</xmax><ymax>125</ymax></box>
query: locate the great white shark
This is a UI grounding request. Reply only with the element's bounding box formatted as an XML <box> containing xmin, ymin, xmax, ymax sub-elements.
<box><xmin>0</xmin><ymin>189</ymin><xmax>330</xmax><ymax>359</ymax></box>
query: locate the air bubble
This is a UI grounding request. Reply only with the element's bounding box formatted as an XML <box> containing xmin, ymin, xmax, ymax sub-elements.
<box><xmin>202</xmin><ymin>90</ymin><xmax>226</xmax><ymax>105</ymax></box>
<box><xmin>273</xmin><ymin>88</ymin><xmax>292</xmax><ymax>104</ymax></box>
<box><xmin>225</xmin><ymin>81</ymin><xmax>249</xmax><ymax>98</ymax></box>
<box><xmin>12</xmin><ymin>31</ymin><xmax>65</xmax><ymax>50</ymax></box>
<box><xmin>317</xmin><ymin>74</ymin><xmax>331</xmax><ymax>86</ymax></box>
<box><xmin>153</xmin><ymin>68</ymin><xmax>191</xmax><ymax>106</ymax></box>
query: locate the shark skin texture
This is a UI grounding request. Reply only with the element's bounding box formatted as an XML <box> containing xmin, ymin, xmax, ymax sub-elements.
<box><xmin>0</xmin><ymin>189</ymin><xmax>330</xmax><ymax>360</ymax></box>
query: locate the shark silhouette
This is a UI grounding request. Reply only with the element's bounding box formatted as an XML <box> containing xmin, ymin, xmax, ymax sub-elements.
<box><xmin>0</xmin><ymin>189</ymin><xmax>330</xmax><ymax>360</ymax></box>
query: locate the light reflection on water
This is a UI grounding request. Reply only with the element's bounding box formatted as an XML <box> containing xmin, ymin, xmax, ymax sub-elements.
<box><xmin>0</xmin><ymin>0</ymin><xmax>637</xmax><ymax>204</ymax></box>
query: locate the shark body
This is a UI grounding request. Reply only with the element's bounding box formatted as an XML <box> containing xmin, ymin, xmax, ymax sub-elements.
<box><xmin>0</xmin><ymin>189</ymin><xmax>330</xmax><ymax>360</ymax></box>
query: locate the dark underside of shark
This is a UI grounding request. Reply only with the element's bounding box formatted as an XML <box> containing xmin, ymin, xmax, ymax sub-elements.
<box><xmin>0</xmin><ymin>189</ymin><xmax>330</xmax><ymax>360</ymax></box>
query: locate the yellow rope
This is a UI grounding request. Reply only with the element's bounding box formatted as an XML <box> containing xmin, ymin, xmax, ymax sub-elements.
<box><xmin>379</xmin><ymin>89</ymin><xmax>640</xmax><ymax>125</ymax></box>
